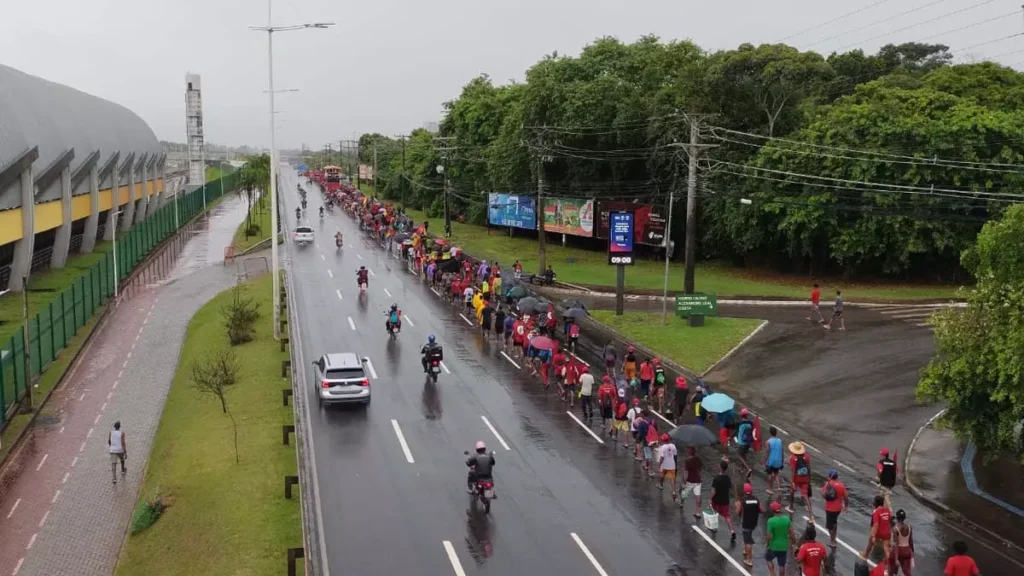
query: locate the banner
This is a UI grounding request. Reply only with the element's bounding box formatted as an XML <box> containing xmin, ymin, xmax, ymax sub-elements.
<box><xmin>596</xmin><ymin>201</ymin><xmax>667</xmax><ymax>246</ymax></box>
<box><xmin>488</xmin><ymin>193</ymin><xmax>537</xmax><ymax>230</ymax></box>
<box><xmin>543</xmin><ymin>197</ymin><xmax>594</xmax><ymax>237</ymax></box>
<box><xmin>607</xmin><ymin>211</ymin><xmax>635</xmax><ymax>265</ymax></box>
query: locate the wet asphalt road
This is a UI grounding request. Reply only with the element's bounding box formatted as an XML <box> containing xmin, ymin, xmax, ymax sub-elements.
<box><xmin>280</xmin><ymin>168</ymin><xmax>1023</xmax><ymax>576</ymax></box>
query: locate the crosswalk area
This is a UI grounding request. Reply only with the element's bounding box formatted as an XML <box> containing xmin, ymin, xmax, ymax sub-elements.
<box><xmin>861</xmin><ymin>303</ymin><xmax>957</xmax><ymax>329</ymax></box>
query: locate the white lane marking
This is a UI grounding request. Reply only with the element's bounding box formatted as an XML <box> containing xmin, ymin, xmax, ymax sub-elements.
<box><xmin>94</xmin><ymin>414</ymin><xmax>101</xmax><ymax>425</ymax></box>
<box><xmin>62</xmin><ymin>472</ymin><xmax>69</xmax><ymax>484</ymax></box>
<box><xmin>347</xmin><ymin>317</ymin><xmax>356</xmax><ymax>331</ymax></box>
<box><xmin>442</xmin><ymin>541</ymin><xmax>467</xmax><ymax>576</ymax></box>
<box><xmin>336</xmin><ymin>289</ymin><xmax>343</xmax><ymax>300</ymax></box>
<box><xmin>51</xmin><ymin>490</ymin><xmax>60</xmax><ymax>504</ymax></box>
<box><xmin>327</xmin><ymin>269</ymin><xmax>333</xmax><ymax>278</ymax></box>
<box><xmin>320</xmin><ymin>253</ymin><xmax>325</xmax><ymax>261</ymax></box>
<box><xmin>369</xmin><ymin>269</ymin><xmax>376</xmax><ymax>277</ymax></box>
<box><xmin>459</xmin><ymin>313</ymin><xmax>474</xmax><ymax>326</ymax></box>
<box><xmin>59</xmin><ymin>426</ymin><xmax>64</xmax><ymax>434</ymax></box>
<box><xmin>26</xmin><ymin>534</ymin><xmax>36</xmax><ymax>550</ymax></box>
<box><xmin>112</xmin><ymin>381</ymin><xmax>118</xmax><ymax>390</ymax></box>
<box><xmin>833</xmin><ymin>459</ymin><xmax>856</xmax><ymax>473</ymax></box>
<box><xmin>35</xmin><ymin>454</ymin><xmax>48</xmax><ymax>471</ymax></box>
<box><xmin>440</xmin><ymin>361</ymin><xmax>451</xmax><ymax>374</ymax></box>
<box><xmin>651</xmin><ymin>409</ymin><xmax>677</xmax><ymax>429</ymax></box>
<box><xmin>391</xmin><ymin>419</ymin><xmax>415</xmax><ymax>464</ymax></box>
<box><xmin>569</xmin><ymin>352</ymin><xmax>590</xmax><ymax>366</ymax></box>
<box><xmin>430</xmin><ymin>288</ymin><xmax>441</xmax><ymax>297</ymax></box>
<box><xmin>365</xmin><ymin>358</ymin><xmax>378</xmax><ymax>380</ymax></box>
<box><xmin>86</xmin><ymin>427</ymin><xmax>94</xmax><ymax>439</ymax></box>
<box><xmin>78</xmin><ymin>393</ymin><xmax>85</xmax><ymax>401</ymax></box>
<box><xmin>772</xmin><ymin>424</ymin><xmax>790</xmax><ymax>436</ymax></box>
<box><xmin>802</xmin><ymin>516</ymin><xmax>875</xmax><ymax>566</ymax></box>
<box><xmin>6</xmin><ymin>499</ymin><xmax>20</xmax><ymax>519</ymax></box>
<box><xmin>118</xmin><ymin>370</ymin><xmax>123</xmax><ymax>379</ymax></box>
<box><xmin>357</xmin><ymin>253</ymin><xmax>363</xmax><ymax>260</ymax></box>
<box><xmin>566</xmin><ymin>411</ymin><xmax>605</xmax><ymax>444</ymax></box>
<box><xmin>404</xmin><ymin>314</ymin><xmax>415</xmax><ymax>327</ymax></box>
<box><xmin>691</xmin><ymin>525</ymin><xmax>753</xmax><ymax>576</ymax></box>
<box><xmin>383</xmin><ymin>288</ymin><xmax>392</xmax><ymax>298</ymax></box>
<box><xmin>71</xmin><ymin>457</ymin><xmax>78</xmax><ymax>468</ymax></box>
<box><xmin>107</xmin><ymin>391</ymin><xmax>112</xmax><ymax>400</ymax></box>
<box><xmin>131</xmin><ymin>342</ymin><xmax>136</xmax><ymax>351</ymax></box>
<box><xmin>570</xmin><ymin>533</ymin><xmax>610</xmax><ymax>576</ymax></box>
<box><xmin>915</xmin><ymin>322</ymin><xmax>931</xmax><ymax>327</ymax></box>
<box><xmin>127</xmin><ymin>351</ymin><xmax>132</xmax><ymax>360</ymax></box>
<box><xmin>481</xmin><ymin>416</ymin><xmax>511</xmax><ymax>451</ymax></box>
<box><xmin>500</xmin><ymin>351</ymin><xmax>521</xmax><ymax>370</ymax></box>
<box><xmin>78</xmin><ymin>442</ymin><xmax>86</xmax><ymax>453</ymax></box>
<box><xmin>12</xmin><ymin>558</ymin><xmax>23</xmax><ymax>575</ymax></box>
<box><xmin>101</xmin><ymin>402</ymin><xmax>107</xmax><ymax>411</ymax></box>
<box><xmin>804</xmin><ymin>441</ymin><xmax>822</xmax><ymax>454</ymax></box>
<box><xmin>38</xmin><ymin>511</ymin><xmax>49</xmax><ymax>528</ymax></box>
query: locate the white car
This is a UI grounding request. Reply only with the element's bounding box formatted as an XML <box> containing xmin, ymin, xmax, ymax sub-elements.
<box><xmin>293</xmin><ymin>226</ymin><xmax>314</xmax><ymax>245</ymax></box>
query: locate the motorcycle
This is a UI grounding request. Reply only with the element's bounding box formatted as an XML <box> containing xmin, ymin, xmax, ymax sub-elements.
<box><xmin>335</xmin><ymin>235</ymin><xmax>343</xmax><ymax>249</ymax></box>
<box><xmin>464</xmin><ymin>451</ymin><xmax>496</xmax><ymax>513</ymax></box>
<box><xmin>385</xmin><ymin>313</ymin><xmax>401</xmax><ymax>337</ymax></box>
<box><xmin>359</xmin><ymin>280</ymin><xmax>368</xmax><ymax>294</ymax></box>
<box><xmin>427</xmin><ymin>359</ymin><xmax>442</xmax><ymax>383</ymax></box>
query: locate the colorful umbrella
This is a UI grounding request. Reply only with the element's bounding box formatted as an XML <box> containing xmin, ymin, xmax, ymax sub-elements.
<box><xmin>700</xmin><ymin>393</ymin><xmax>735</xmax><ymax>414</ymax></box>
<box><xmin>529</xmin><ymin>336</ymin><xmax>557</xmax><ymax>351</ymax></box>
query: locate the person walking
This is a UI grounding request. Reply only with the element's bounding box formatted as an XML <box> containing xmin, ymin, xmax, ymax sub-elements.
<box><xmin>788</xmin><ymin>441</ymin><xmax>813</xmax><ymax>517</ymax></box>
<box><xmin>807</xmin><ymin>283</ymin><xmax>825</xmax><ymax>323</ymax></box>
<box><xmin>578</xmin><ymin>365</ymin><xmax>595</xmax><ymax>420</ymax></box>
<box><xmin>764</xmin><ymin>425</ymin><xmax>784</xmax><ymax>495</ymax></box>
<box><xmin>679</xmin><ymin>447</ymin><xmax>703</xmax><ymax>520</ymax></box>
<box><xmin>796</xmin><ymin>524</ymin><xmax>828</xmax><ymax>576</ymax></box>
<box><xmin>864</xmin><ymin>494</ymin><xmax>893</xmax><ymax>575</ymax></box>
<box><xmin>764</xmin><ymin>501</ymin><xmax>793</xmax><ymax>576</ymax></box>
<box><xmin>943</xmin><ymin>541</ymin><xmax>979</xmax><ymax>576</ymax></box>
<box><xmin>656</xmin><ymin>433</ymin><xmax>679</xmax><ymax>502</ymax></box>
<box><xmin>737</xmin><ymin>482</ymin><xmax>762</xmax><ymax>567</ymax></box>
<box><xmin>673</xmin><ymin>375</ymin><xmax>689</xmax><ymax>424</ymax></box>
<box><xmin>710</xmin><ymin>460</ymin><xmax>736</xmax><ymax>542</ymax></box>
<box><xmin>108</xmin><ymin>421</ymin><xmax>127</xmax><ymax>485</ymax></box>
<box><xmin>877</xmin><ymin>447</ymin><xmax>898</xmax><ymax>509</ymax></box>
<box><xmin>824</xmin><ymin>289</ymin><xmax>846</xmax><ymax>330</ymax></box>
<box><xmin>821</xmin><ymin>469</ymin><xmax>849</xmax><ymax>550</ymax></box>
<box><xmin>893</xmin><ymin>509</ymin><xmax>915</xmax><ymax>576</ymax></box>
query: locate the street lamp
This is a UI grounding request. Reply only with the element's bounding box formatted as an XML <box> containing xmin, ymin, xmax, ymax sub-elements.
<box><xmin>250</xmin><ymin>3</ymin><xmax>334</xmax><ymax>340</ymax></box>
<box><xmin>111</xmin><ymin>209</ymin><xmax>125</xmax><ymax>304</ymax></box>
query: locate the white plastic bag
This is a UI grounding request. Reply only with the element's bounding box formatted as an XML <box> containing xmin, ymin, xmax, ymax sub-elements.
<box><xmin>703</xmin><ymin>508</ymin><xmax>719</xmax><ymax>531</ymax></box>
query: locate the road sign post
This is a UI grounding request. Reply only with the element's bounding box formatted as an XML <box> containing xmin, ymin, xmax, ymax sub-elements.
<box><xmin>674</xmin><ymin>293</ymin><xmax>717</xmax><ymax>318</ymax></box>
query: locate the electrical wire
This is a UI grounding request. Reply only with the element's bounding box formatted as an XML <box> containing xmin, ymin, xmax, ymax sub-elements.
<box><xmin>778</xmin><ymin>0</ymin><xmax>894</xmax><ymax>43</ymax></box>
<box><xmin>834</xmin><ymin>0</ymin><xmax>998</xmax><ymax>51</ymax></box>
<box><xmin>803</xmin><ymin>0</ymin><xmax>953</xmax><ymax>48</ymax></box>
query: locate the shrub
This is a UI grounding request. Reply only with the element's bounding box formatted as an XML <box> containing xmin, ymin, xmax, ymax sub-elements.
<box><xmin>221</xmin><ymin>282</ymin><xmax>260</xmax><ymax>345</ymax></box>
<box><xmin>130</xmin><ymin>490</ymin><xmax>171</xmax><ymax>535</ymax></box>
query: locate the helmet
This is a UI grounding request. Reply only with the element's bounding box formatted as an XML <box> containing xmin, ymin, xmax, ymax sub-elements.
<box><xmin>660</xmin><ymin>433</ymin><xmax>670</xmax><ymax>443</ymax></box>
<box><xmin>828</xmin><ymin>469</ymin><xmax>839</xmax><ymax>479</ymax></box>
<box><xmin>743</xmin><ymin>483</ymin><xmax>753</xmax><ymax>495</ymax></box>
<box><xmin>428</xmin><ymin>335</ymin><xmax>436</xmax><ymax>344</ymax></box>
<box><xmin>391</xmin><ymin>303</ymin><xmax>398</xmax><ymax>310</ymax></box>
<box><xmin>740</xmin><ymin>408</ymin><xmax>750</xmax><ymax>417</ymax></box>
<box><xmin>360</xmin><ymin>265</ymin><xmax>366</xmax><ymax>271</ymax></box>
<box><xmin>474</xmin><ymin>441</ymin><xmax>486</xmax><ymax>453</ymax></box>
<box><xmin>880</xmin><ymin>448</ymin><xmax>889</xmax><ymax>456</ymax></box>
<box><xmin>770</xmin><ymin>501</ymin><xmax>782</xmax><ymax>513</ymax></box>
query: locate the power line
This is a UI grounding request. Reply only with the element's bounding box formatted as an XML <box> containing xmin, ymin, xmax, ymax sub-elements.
<box><xmin>804</xmin><ymin>0</ymin><xmax>954</xmax><ymax>49</ymax></box>
<box><xmin>912</xmin><ymin>8</ymin><xmax>1023</xmax><ymax>44</ymax></box>
<box><xmin>835</xmin><ymin>0</ymin><xmax>997</xmax><ymax>51</ymax></box>
<box><xmin>952</xmin><ymin>32</ymin><xmax>1024</xmax><ymax>54</ymax></box>
<box><xmin>778</xmin><ymin>0</ymin><xmax>894</xmax><ymax>43</ymax></box>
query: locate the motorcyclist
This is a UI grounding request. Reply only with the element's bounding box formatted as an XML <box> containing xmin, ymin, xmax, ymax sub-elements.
<box><xmin>466</xmin><ymin>441</ymin><xmax>496</xmax><ymax>493</ymax></box>
<box><xmin>301</xmin><ymin>198</ymin><xmax>307</xmax><ymax>210</ymax></box>
<box><xmin>357</xmin><ymin>266</ymin><xmax>369</xmax><ymax>288</ymax></box>
<box><xmin>319</xmin><ymin>206</ymin><xmax>325</xmax><ymax>218</ymax></box>
<box><xmin>385</xmin><ymin>303</ymin><xmax>402</xmax><ymax>333</ymax></box>
<box><xmin>420</xmin><ymin>334</ymin><xmax>444</xmax><ymax>373</ymax></box>
<box><xmin>295</xmin><ymin>207</ymin><xmax>301</xmax><ymax>219</ymax></box>
<box><xmin>335</xmin><ymin>231</ymin><xmax>343</xmax><ymax>247</ymax></box>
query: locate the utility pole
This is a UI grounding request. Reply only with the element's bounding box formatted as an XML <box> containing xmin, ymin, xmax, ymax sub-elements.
<box><xmin>683</xmin><ymin>115</ymin><xmax>715</xmax><ymax>295</ymax></box>
<box><xmin>394</xmin><ymin>134</ymin><xmax>407</xmax><ymax>210</ymax></box>
<box><xmin>20</xmin><ymin>277</ymin><xmax>32</xmax><ymax>412</ymax></box>
<box><xmin>434</xmin><ymin>135</ymin><xmax>456</xmax><ymax>237</ymax></box>
<box><xmin>372</xmin><ymin>144</ymin><xmax>378</xmax><ymax>198</ymax></box>
<box><xmin>534</xmin><ymin>129</ymin><xmax>550</xmax><ymax>275</ymax></box>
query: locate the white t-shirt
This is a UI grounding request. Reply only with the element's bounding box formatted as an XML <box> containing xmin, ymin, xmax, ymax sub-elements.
<box><xmin>463</xmin><ymin>287</ymin><xmax>474</xmax><ymax>302</ymax></box>
<box><xmin>578</xmin><ymin>373</ymin><xmax>595</xmax><ymax>396</ymax></box>
<box><xmin>109</xmin><ymin>430</ymin><xmax>124</xmax><ymax>454</ymax></box>
<box><xmin>627</xmin><ymin>408</ymin><xmax>641</xmax><ymax>431</ymax></box>
<box><xmin>658</xmin><ymin>443</ymin><xmax>677</xmax><ymax>470</ymax></box>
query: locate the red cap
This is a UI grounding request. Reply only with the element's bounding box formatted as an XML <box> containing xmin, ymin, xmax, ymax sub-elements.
<box><xmin>580</xmin><ymin>364</ymin><xmax>589</xmax><ymax>372</ymax></box>
<box><xmin>770</xmin><ymin>501</ymin><xmax>782</xmax><ymax>512</ymax></box>
<box><xmin>676</xmin><ymin>376</ymin><xmax>687</xmax><ymax>387</ymax></box>
<box><xmin>740</xmin><ymin>408</ymin><xmax>749</xmax><ymax>417</ymax></box>
<box><xmin>632</xmin><ymin>398</ymin><xmax>641</xmax><ymax>406</ymax></box>
<box><xmin>602</xmin><ymin>375</ymin><xmax>611</xmax><ymax>382</ymax></box>
<box><xmin>880</xmin><ymin>448</ymin><xmax>889</xmax><ymax>456</ymax></box>
<box><xmin>652</xmin><ymin>358</ymin><xmax>661</xmax><ymax>365</ymax></box>
<box><xmin>628</xmin><ymin>345</ymin><xmax>635</xmax><ymax>352</ymax></box>
<box><xmin>660</xmin><ymin>433</ymin><xmax>670</xmax><ymax>443</ymax></box>
<box><xmin>743</xmin><ymin>483</ymin><xmax>753</xmax><ymax>495</ymax></box>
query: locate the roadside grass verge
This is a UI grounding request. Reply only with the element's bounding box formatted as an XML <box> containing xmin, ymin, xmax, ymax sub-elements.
<box><xmin>115</xmin><ymin>273</ymin><xmax>300</xmax><ymax>576</ymax></box>
<box><xmin>590</xmin><ymin>311</ymin><xmax>763</xmax><ymax>374</ymax></box>
<box><xmin>402</xmin><ymin>208</ymin><xmax>963</xmax><ymax>301</ymax></box>
<box><xmin>233</xmin><ymin>200</ymin><xmax>274</xmax><ymax>253</ymax></box>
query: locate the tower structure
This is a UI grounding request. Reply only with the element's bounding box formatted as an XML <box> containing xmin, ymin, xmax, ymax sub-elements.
<box><xmin>185</xmin><ymin>73</ymin><xmax>205</xmax><ymax>185</ymax></box>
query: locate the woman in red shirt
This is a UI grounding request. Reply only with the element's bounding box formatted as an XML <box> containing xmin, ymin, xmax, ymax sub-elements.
<box><xmin>863</xmin><ymin>495</ymin><xmax>892</xmax><ymax>568</ymax></box>
<box><xmin>944</xmin><ymin>541</ymin><xmax>980</xmax><ymax>576</ymax></box>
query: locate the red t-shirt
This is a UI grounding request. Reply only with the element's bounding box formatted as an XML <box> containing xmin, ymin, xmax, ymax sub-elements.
<box><xmin>552</xmin><ymin>352</ymin><xmax>568</xmax><ymax>369</ymax></box>
<box><xmin>823</xmin><ymin>480</ymin><xmax>847</xmax><ymax>513</ymax></box>
<box><xmin>512</xmin><ymin>321</ymin><xmax>526</xmax><ymax>344</ymax></box>
<box><xmin>639</xmin><ymin>363</ymin><xmax>654</xmax><ymax>380</ymax></box>
<box><xmin>810</xmin><ymin>288</ymin><xmax>821</xmax><ymax>305</ymax></box>
<box><xmin>797</xmin><ymin>541</ymin><xmax>828</xmax><ymax>576</ymax></box>
<box><xmin>790</xmin><ymin>453</ymin><xmax>811</xmax><ymax>483</ymax></box>
<box><xmin>871</xmin><ymin>507</ymin><xmax>893</xmax><ymax>539</ymax></box>
<box><xmin>944</xmin><ymin>555</ymin><xmax>980</xmax><ymax>576</ymax></box>
<box><xmin>564</xmin><ymin>362</ymin><xmax>581</xmax><ymax>385</ymax></box>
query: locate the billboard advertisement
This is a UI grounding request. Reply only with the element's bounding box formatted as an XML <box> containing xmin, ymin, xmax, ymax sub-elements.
<box><xmin>607</xmin><ymin>211</ymin><xmax>635</xmax><ymax>265</ymax></box>
<box><xmin>596</xmin><ymin>201</ymin><xmax>667</xmax><ymax>246</ymax></box>
<box><xmin>543</xmin><ymin>197</ymin><xmax>594</xmax><ymax>237</ymax></box>
<box><xmin>488</xmin><ymin>193</ymin><xmax>537</xmax><ymax>230</ymax></box>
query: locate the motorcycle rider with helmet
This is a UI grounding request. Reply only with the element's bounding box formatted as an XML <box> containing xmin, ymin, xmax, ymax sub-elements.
<box><xmin>385</xmin><ymin>303</ymin><xmax>402</xmax><ymax>333</ymax></box>
<box><xmin>421</xmin><ymin>334</ymin><xmax>444</xmax><ymax>373</ymax></box>
<box><xmin>356</xmin><ymin>266</ymin><xmax>369</xmax><ymax>288</ymax></box>
<box><xmin>319</xmin><ymin>205</ymin><xmax>325</xmax><ymax>218</ymax></box>
<box><xmin>335</xmin><ymin>230</ymin><xmax>343</xmax><ymax>247</ymax></box>
<box><xmin>466</xmin><ymin>441</ymin><xmax>496</xmax><ymax>493</ymax></box>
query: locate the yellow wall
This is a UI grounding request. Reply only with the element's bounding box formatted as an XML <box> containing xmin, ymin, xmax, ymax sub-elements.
<box><xmin>34</xmin><ymin>200</ymin><xmax>63</xmax><ymax>233</ymax></box>
<box><xmin>133</xmin><ymin>183</ymin><xmax>142</xmax><ymax>200</ymax></box>
<box><xmin>118</xmin><ymin>186</ymin><xmax>130</xmax><ymax>206</ymax></box>
<box><xmin>0</xmin><ymin>209</ymin><xmax>22</xmax><ymax>244</ymax></box>
<box><xmin>71</xmin><ymin>195</ymin><xmax>92</xmax><ymax>221</ymax></box>
<box><xmin>99</xmin><ymin>188</ymin><xmax>113</xmax><ymax>211</ymax></box>
<box><xmin>145</xmin><ymin>180</ymin><xmax>154</xmax><ymax>197</ymax></box>
<box><xmin>156</xmin><ymin>177</ymin><xmax>164</xmax><ymax>193</ymax></box>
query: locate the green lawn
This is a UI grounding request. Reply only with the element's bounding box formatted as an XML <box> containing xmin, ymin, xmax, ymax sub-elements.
<box><xmin>115</xmin><ymin>274</ymin><xmax>300</xmax><ymax>576</ymax></box>
<box><xmin>205</xmin><ymin>166</ymin><xmax>234</xmax><ymax>183</ymax></box>
<box><xmin>233</xmin><ymin>198</ymin><xmax>274</xmax><ymax>253</ymax></box>
<box><xmin>590</xmin><ymin>311</ymin><xmax>763</xmax><ymax>374</ymax></box>
<box><xmin>0</xmin><ymin>241</ymin><xmax>113</xmax><ymax>343</ymax></box>
<box><xmin>402</xmin><ymin>208</ymin><xmax>963</xmax><ymax>301</ymax></box>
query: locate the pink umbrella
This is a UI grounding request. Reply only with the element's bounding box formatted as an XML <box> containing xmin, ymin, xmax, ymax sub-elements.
<box><xmin>529</xmin><ymin>336</ymin><xmax>557</xmax><ymax>351</ymax></box>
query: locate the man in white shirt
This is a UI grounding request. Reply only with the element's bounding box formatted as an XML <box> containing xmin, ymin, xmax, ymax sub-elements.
<box><xmin>578</xmin><ymin>367</ymin><xmax>596</xmax><ymax>419</ymax></box>
<box><xmin>627</xmin><ymin>400</ymin><xmax>643</xmax><ymax>460</ymax></box>
<box><xmin>108</xmin><ymin>421</ymin><xmax>128</xmax><ymax>485</ymax></box>
<box><xmin>658</xmin><ymin>436</ymin><xmax>679</xmax><ymax>501</ymax></box>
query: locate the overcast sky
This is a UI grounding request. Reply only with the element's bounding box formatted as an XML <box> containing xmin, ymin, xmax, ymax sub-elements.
<box><xmin>2</xmin><ymin>0</ymin><xmax>1021</xmax><ymax>150</ymax></box>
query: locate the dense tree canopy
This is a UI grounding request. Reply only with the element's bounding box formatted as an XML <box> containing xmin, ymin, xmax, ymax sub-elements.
<box><xmin>357</xmin><ymin>37</ymin><xmax>1024</xmax><ymax>280</ymax></box>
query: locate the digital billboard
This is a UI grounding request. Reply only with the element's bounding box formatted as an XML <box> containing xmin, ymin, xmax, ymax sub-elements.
<box><xmin>608</xmin><ymin>211</ymin><xmax>635</xmax><ymax>265</ymax></box>
<box><xmin>596</xmin><ymin>201</ymin><xmax>667</xmax><ymax>246</ymax></box>
<box><xmin>542</xmin><ymin>197</ymin><xmax>594</xmax><ymax>237</ymax></box>
<box><xmin>487</xmin><ymin>193</ymin><xmax>537</xmax><ymax>230</ymax></box>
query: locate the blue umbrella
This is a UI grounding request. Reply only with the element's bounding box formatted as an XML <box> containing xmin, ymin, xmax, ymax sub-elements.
<box><xmin>700</xmin><ymin>393</ymin><xmax>735</xmax><ymax>414</ymax></box>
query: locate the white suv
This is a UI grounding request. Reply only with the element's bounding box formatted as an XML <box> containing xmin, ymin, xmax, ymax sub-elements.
<box><xmin>312</xmin><ymin>353</ymin><xmax>370</xmax><ymax>407</ymax></box>
<box><xmin>293</xmin><ymin>225</ymin><xmax>314</xmax><ymax>245</ymax></box>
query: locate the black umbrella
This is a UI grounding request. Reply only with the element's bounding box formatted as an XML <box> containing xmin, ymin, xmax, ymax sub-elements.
<box><xmin>668</xmin><ymin>425</ymin><xmax>719</xmax><ymax>447</ymax></box>
<box><xmin>533</xmin><ymin>301</ymin><xmax>552</xmax><ymax>314</ymax></box>
<box><xmin>563</xmin><ymin>307</ymin><xmax>588</xmax><ymax>319</ymax></box>
<box><xmin>506</xmin><ymin>285</ymin><xmax>527</xmax><ymax>299</ymax></box>
<box><xmin>437</xmin><ymin>258</ymin><xmax>461</xmax><ymax>273</ymax></box>
<box><xmin>517</xmin><ymin>296</ymin><xmax>540</xmax><ymax>312</ymax></box>
<box><xmin>562</xmin><ymin>299</ymin><xmax>586</xmax><ymax>310</ymax></box>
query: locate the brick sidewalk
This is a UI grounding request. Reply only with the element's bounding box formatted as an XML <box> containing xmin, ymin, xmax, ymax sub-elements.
<box><xmin>0</xmin><ymin>196</ymin><xmax>247</xmax><ymax>576</ymax></box>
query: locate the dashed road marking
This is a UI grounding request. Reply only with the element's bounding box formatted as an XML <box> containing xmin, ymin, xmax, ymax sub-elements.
<box><xmin>107</xmin><ymin>391</ymin><xmax>112</xmax><ymax>400</ymax></box>
<box><xmin>62</xmin><ymin>472</ymin><xmax>69</xmax><ymax>484</ymax></box>
<box><xmin>51</xmin><ymin>490</ymin><xmax>60</xmax><ymax>504</ymax></box>
<box><xmin>38</xmin><ymin>511</ymin><xmax>49</xmax><ymax>528</ymax></box>
<box><xmin>118</xmin><ymin>370</ymin><xmax>123</xmax><ymax>379</ymax></box>
<box><xmin>327</xmin><ymin>269</ymin><xmax>333</xmax><ymax>278</ymax></box>
<box><xmin>651</xmin><ymin>410</ymin><xmax>676</xmax><ymax>429</ymax></box>
<box><xmin>78</xmin><ymin>393</ymin><xmax>85</xmax><ymax>401</ymax></box>
<box><xmin>481</xmin><ymin>416</ymin><xmax>511</xmax><ymax>451</ymax></box>
<box><xmin>357</xmin><ymin>253</ymin><xmax>363</xmax><ymax>260</ymax></box>
<box><xmin>404</xmin><ymin>314</ymin><xmax>415</xmax><ymax>327</ymax></box>
<box><xmin>86</xmin><ymin>428</ymin><xmax>93</xmax><ymax>438</ymax></box>
<box><xmin>12</xmin><ymin>557</ymin><xmax>23</xmax><ymax>575</ymax></box>
<box><xmin>347</xmin><ymin>317</ymin><xmax>356</xmax><ymax>331</ymax></box>
<box><xmin>94</xmin><ymin>414</ymin><xmax>101</xmax><ymax>424</ymax></box>
<box><xmin>59</xmin><ymin>427</ymin><xmax>64</xmax><ymax>434</ymax></box>
<box><xmin>430</xmin><ymin>288</ymin><xmax>441</xmax><ymax>297</ymax></box>
<box><xmin>833</xmin><ymin>459</ymin><xmax>856</xmax><ymax>473</ymax></box>
<box><xmin>369</xmin><ymin>269</ymin><xmax>376</xmax><ymax>277</ymax></box>
<box><xmin>365</xmin><ymin>358</ymin><xmax>378</xmax><ymax>380</ymax></box>
<box><xmin>79</xmin><ymin>442</ymin><xmax>86</xmax><ymax>453</ymax></box>
<box><xmin>320</xmin><ymin>253</ymin><xmax>325</xmax><ymax>261</ymax></box>
<box><xmin>26</xmin><ymin>534</ymin><xmax>36</xmax><ymax>550</ymax></box>
<box><xmin>459</xmin><ymin>313</ymin><xmax>474</xmax><ymax>326</ymax></box>
<box><xmin>384</xmin><ymin>288</ymin><xmax>392</xmax><ymax>298</ymax></box>
<box><xmin>566</xmin><ymin>411</ymin><xmax>604</xmax><ymax>444</ymax></box>
<box><xmin>35</xmin><ymin>454</ymin><xmax>48</xmax><ymax>471</ymax></box>
<box><xmin>802</xmin><ymin>515</ymin><xmax>875</xmax><ymax>567</ymax></box>
<box><xmin>803</xmin><ymin>442</ymin><xmax>822</xmax><ymax>454</ymax></box>
<box><xmin>336</xmin><ymin>289</ymin><xmax>343</xmax><ymax>300</ymax></box>
<box><xmin>442</xmin><ymin>541</ymin><xmax>466</xmax><ymax>576</ymax></box>
<box><xmin>691</xmin><ymin>525</ymin><xmax>752</xmax><ymax>576</ymax></box>
<box><xmin>101</xmin><ymin>402</ymin><xmax>107</xmax><ymax>411</ymax></box>
<box><xmin>500</xmin><ymin>351</ymin><xmax>521</xmax><ymax>370</ymax></box>
<box><xmin>112</xmin><ymin>381</ymin><xmax>118</xmax><ymax>390</ymax></box>
<box><xmin>570</xmin><ymin>533</ymin><xmax>610</xmax><ymax>576</ymax></box>
<box><xmin>6</xmin><ymin>499</ymin><xmax>20</xmax><ymax>519</ymax></box>
<box><xmin>71</xmin><ymin>457</ymin><xmax>78</xmax><ymax>468</ymax></box>
<box><xmin>391</xmin><ymin>419</ymin><xmax>415</xmax><ymax>464</ymax></box>
<box><xmin>126</xmin><ymin>351</ymin><xmax>132</xmax><ymax>360</ymax></box>
<box><xmin>440</xmin><ymin>361</ymin><xmax>451</xmax><ymax>374</ymax></box>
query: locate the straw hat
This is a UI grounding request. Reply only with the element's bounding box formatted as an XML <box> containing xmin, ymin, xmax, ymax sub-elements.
<box><xmin>789</xmin><ymin>441</ymin><xmax>806</xmax><ymax>455</ymax></box>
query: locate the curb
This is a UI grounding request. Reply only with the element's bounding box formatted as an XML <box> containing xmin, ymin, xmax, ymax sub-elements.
<box><xmin>904</xmin><ymin>409</ymin><xmax>1024</xmax><ymax>561</ymax></box>
<box><xmin>536</xmin><ymin>285</ymin><xmax>967</xmax><ymax>306</ymax></box>
<box><xmin>699</xmin><ymin>320</ymin><xmax>769</xmax><ymax>377</ymax></box>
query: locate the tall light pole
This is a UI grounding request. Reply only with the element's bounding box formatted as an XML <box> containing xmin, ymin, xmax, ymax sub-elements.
<box><xmin>251</xmin><ymin>5</ymin><xmax>333</xmax><ymax>340</ymax></box>
<box><xmin>111</xmin><ymin>209</ymin><xmax>124</xmax><ymax>304</ymax></box>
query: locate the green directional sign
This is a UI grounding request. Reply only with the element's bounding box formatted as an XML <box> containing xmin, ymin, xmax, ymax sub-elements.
<box><xmin>674</xmin><ymin>293</ymin><xmax>718</xmax><ymax>317</ymax></box>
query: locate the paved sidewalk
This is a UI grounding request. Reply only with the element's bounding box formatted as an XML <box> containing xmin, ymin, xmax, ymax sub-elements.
<box><xmin>0</xmin><ymin>196</ymin><xmax>247</xmax><ymax>576</ymax></box>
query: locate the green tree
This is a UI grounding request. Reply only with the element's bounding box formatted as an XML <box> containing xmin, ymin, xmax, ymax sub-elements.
<box><xmin>917</xmin><ymin>204</ymin><xmax>1024</xmax><ymax>457</ymax></box>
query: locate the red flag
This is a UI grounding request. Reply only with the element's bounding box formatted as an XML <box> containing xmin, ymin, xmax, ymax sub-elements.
<box><xmin>752</xmin><ymin>415</ymin><xmax>763</xmax><ymax>452</ymax></box>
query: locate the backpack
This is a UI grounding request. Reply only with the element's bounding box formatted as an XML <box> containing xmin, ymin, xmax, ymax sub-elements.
<box><xmin>645</xmin><ymin>421</ymin><xmax>659</xmax><ymax>445</ymax></box>
<box><xmin>615</xmin><ymin>402</ymin><xmax>628</xmax><ymax>419</ymax></box>
<box><xmin>794</xmin><ymin>454</ymin><xmax>810</xmax><ymax>477</ymax></box>
<box><xmin>654</xmin><ymin>369</ymin><xmax>665</xmax><ymax>385</ymax></box>
<box><xmin>739</xmin><ymin>422</ymin><xmax>753</xmax><ymax>444</ymax></box>
<box><xmin>823</xmin><ymin>480</ymin><xmax>838</xmax><ymax>502</ymax></box>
